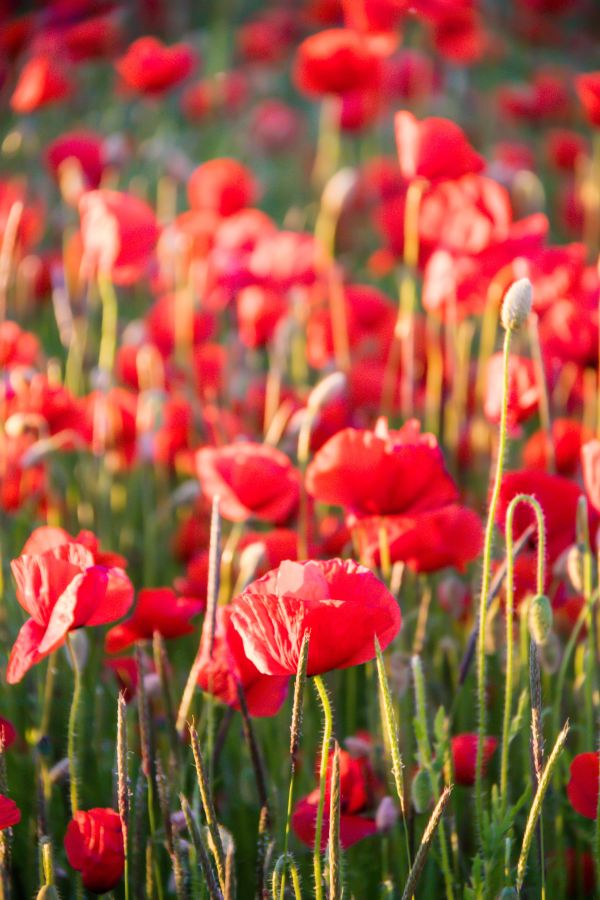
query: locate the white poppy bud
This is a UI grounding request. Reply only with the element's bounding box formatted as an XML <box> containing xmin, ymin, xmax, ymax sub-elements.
<box><xmin>500</xmin><ymin>278</ymin><xmax>532</xmax><ymax>332</ymax></box>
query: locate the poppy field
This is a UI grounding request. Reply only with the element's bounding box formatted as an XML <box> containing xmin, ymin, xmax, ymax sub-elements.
<box><xmin>3</xmin><ymin>0</ymin><xmax>600</xmax><ymax>897</ymax></box>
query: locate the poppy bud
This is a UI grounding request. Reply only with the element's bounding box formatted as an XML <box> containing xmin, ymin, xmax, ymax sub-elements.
<box><xmin>528</xmin><ymin>594</ymin><xmax>553</xmax><ymax>646</ymax></box>
<box><xmin>539</xmin><ymin>631</ymin><xmax>561</xmax><ymax>675</ymax></box>
<box><xmin>560</xmin><ymin>545</ymin><xmax>584</xmax><ymax>593</ymax></box>
<box><xmin>500</xmin><ymin>278</ymin><xmax>532</xmax><ymax>332</ymax></box>
<box><xmin>411</xmin><ymin>769</ymin><xmax>433</xmax><ymax>813</ymax></box>
<box><xmin>321</xmin><ymin>167</ymin><xmax>358</xmax><ymax>219</ymax></box>
<box><xmin>375</xmin><ymin>796</ymin><xmax>398</xmax><ymax>832</ymax></box>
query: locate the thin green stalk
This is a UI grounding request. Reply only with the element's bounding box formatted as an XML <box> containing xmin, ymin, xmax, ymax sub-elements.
<box><xmin>313</xmin><ymin>675</ymin><xmax>334</xmax><ymax>900</ymax></box>
<box><xmin>476</xmin><ymin>327</ymin><xmax>512</xmax><ymax>828</ymax></box>
<box><xmin>328</xmin><ymin>742</ymin><xmax>342</xmax><ymax>900</ymax></box>
<box><xmin>401</xmin><ymin>786</ymin><xmax>452</xmax><ymax>900</ymax></box>
<box><xmin>272</xmin><ymin>854</ymin><xmax>302</xmax><ymax>900</ymax></box>
<box><xmin>375</xmin><ymin>639</ymin><xmax>411</xmax><ymax>870</ymax></box>
<box><xmin>516</xmin><ymin>721</ymin><xmax>569</xmax><ymax>892</ymax></box>
<box><xmin>65</xmin><ymin>634</ymin><xmax>82</xmax><ymax>814</ymax></box>
<box><xmin>189</xmin><ymin>723</ymin><xmax>227</xmax><ymax>894</ymax></box>
<box><xmin>500</xmin><ymin>494</ymin><xmax>545</xmax><ymax>814</ymax></box>
<box><xmin>97</xmin><ymin>272</ymin><xmax>118</xmax><ymax>374</ymax></box>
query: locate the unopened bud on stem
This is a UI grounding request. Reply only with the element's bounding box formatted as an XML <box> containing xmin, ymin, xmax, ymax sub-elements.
<box><xmin>501</xmin><ymin>278</ymin><xmax>532</xmax><ymax>332</ymax></box>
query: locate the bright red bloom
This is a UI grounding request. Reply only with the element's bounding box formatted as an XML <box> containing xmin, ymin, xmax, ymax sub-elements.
<box><xmin>394</xmin><ymin>112</ymin><xmax>484</xmax><ymax>182</ymax></box>
<box><xmin>79</xmin><ymin>190</ymin><xmax>160</xmax><ymax>285</ymax></box>
<box><xmin>432</xmin><ymin>9</ymin><xmax>487</xmax><ymax>65</ymax></box>
<box><xmin>64</xmin><ymin>808</ymin><xmax>124</xmax><ymax>893</ymax></box>
<box><xmin>0</xmin><ymin>321</ymin><xmax>40</xmax><ymax>369</ymax></box>
<box><xmin>0</xmin><ymin>795</ymin><xmax>20</xmax><ymax>830</ymax></box>
<box><xmin>10</xmin><ymin>55</ymin><xmax>72</xmax><ymax>113</ymax></box>
<box><xmin>496</xmin><ymin>470</ymin><xmax>594</xmax><ymax>563</ymax></box>
<box><xmin>197</xmin><ymin>606</ymin><xmax>289</xmax><ymax>717</ymax></box>
<box><xmin>195</xmin><ymin>442</ymin><xmax>300</xmax><ymax>524</ymax></box>
<box><xmin>576</xmin><ymin>72</ymin><xmax>600</xmax><ymax>128</ymax></box>
<box><xmin>231</xmin><ymin>558</ymin><xmax>401</xmax><ymax>677</ymax></box>
<box><xmin>116</xmin><ymin>37</ymin><xmax>196</xmax><ymax>95</ymax></box>
<box><xmin>105</xmin><ymin>589</ymin><xmax>204</xmax><ymax>654</ymax></box>
<box><xmin>546</xmin><ymin>130</ymin><xmax>588</xmax><ymax>172</ymax></box>
<box><xmin>292</xmin><ymin>742</ymin><xmax>380</xmax><ymax>848</ymax></box>
<box><xmin>236</xmin><ymin>285</ymin><xmax>287</xmax><ymax>348</ymax></box>
<box><xmin>0</xmin><ymin>718</ymin><xmax>16</xmax><ymax>750</ymax></box>
<box><xmin>523</xmin><ymin>419</ymin><xmax>590</xmax><ymax>476</ymax></box>
<box><xmin>567</xmin><ymin>752</ymin><xmax>600</xmax><ymax>819</ymax></box>
<box><xmin>46</xmin><ymin>130</ymin><xmax>106</xmax><ymax>189</ymax></box>
<box><xmin>358</xmin><ymin>505</ymin><xmax>483</xmax><ymax>574</ymax></box>
<box><xmin>451</xmin><ymin>734</ymin><xmax>498</xmax><ymax>786</ymax></box>
<box><xmin>306</xmin><ymin>419</ymin><xmax>457</xmax><ymax>519</ymax></box>
<box><xmin>294</xmin><ymin>28</ymin><xmax>384</xmax><ymax>97</ymax></box>
<box><xmin>484</xmin><ymin>353</ymin><xmax>539</xmax><ymax>428</ymax></box>
<box><xmin>187</xmin><ymin>159</ymin><xmax>259</xmax><ymax>217</ymax></box>
<box><xmin>582</xmin><ymin>440</ymin><xmax>600</xmax><ymax>514</ymax></box>
<box><xmin>7</xmin><ymin>530</ymin><xmax>133</xmax><ymax>683</ymax></box>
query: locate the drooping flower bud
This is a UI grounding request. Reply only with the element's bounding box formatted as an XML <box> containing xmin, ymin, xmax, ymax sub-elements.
<box><xmin>528</xmin><ymin>594</ymin><xmax>553</xmax><ymax>646</ymax></box>
<box><xmin>500</xmin><ymin>278</ymin><xmax>532</xmax><ymax>332</ymax></box>
<box><xmin>411</xmin><ymin>768</ymin><xmax>433</xmax><ymax>814</ymax></box>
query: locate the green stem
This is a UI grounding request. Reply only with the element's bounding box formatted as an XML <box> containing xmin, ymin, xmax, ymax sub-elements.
<box><xmin>475</xmin><ymin>328</ymin><xmax>512</xmax><ymax>829</ymax></box>
<box><xmin>313</xmin><ymin>675</ymin><xmax>333</xmax><ymax>900</ymax></box>
<box><xmin>500</xmin><ymin>494</ymin><xmax>545</xmax><ymax>814</ymax></box>
<box><xmin>65</xmin><ymin>635</ymin><xmax>82</xmax><ymax>815</ymax></box>
<box><xmin>97</xmin><ymin>273</ymin><xmax>118</xmax><ymax>375</ymax></box>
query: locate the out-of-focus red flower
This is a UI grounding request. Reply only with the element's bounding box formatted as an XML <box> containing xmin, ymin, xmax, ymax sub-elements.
<box><xmin>181</xmin><ymin>71</ymin><xmax>249</xmax><ymax>121</ymax></box>
<box><xmin>340</xmin><ymin>88</ymin><xmax>381</xmax><ymax>132</ymax></box>
<box><xmin>249</xmin><ymin>100</ymin><xmax>302</xmax><ymax>154</ymax></box>
<box><xmin>0</xmin><ymin>321</ymin><xmax>40</xmax><ymax>369</ymax></box>
<box><xmin>79</xmin><ymin>189</ymin><xmax>160</xmax><ymax>285</ymax></box>
<box><xmin>567</xmin><ymin>752</ymin><xmax>599</xmax><ymax>819</ymax></box>
<box><xmin>0</xmin><ymin>795</ymin><xmax>20</xmax><ymax>830</ymax></box>
<box><xmin>116</xmin><ymin>36</ymin><xmax>196</xmax><ymax>95</ymax></box>
<box><xmin>523</xmin><ymin>419</ymin><xmax>590</xmax><ymax>476</ymax></box>
<box><xmin>46</xmin><ymin>130</ymin><xmax>106</xmax><ymax>190</ymax></box>
<box><xmin>10</xmin><ymin>55</ymin><xmax>72</xmax><ymax>113</ymax></box>
<box><xmin>197</xmin><ymin>606</ymin><xmax>289</xmax><ymax>717</ymax></box>
<box><xmin>484</xmin><ymin>353</ymin><xmax>539</xmax><ymax>428</ymax></box>
<box><xmin>0</xmin><ymin>718</ymin><xmax>16</xmax><ymax>750</ymax></box>
<box><xmin>496</xmin><ymin>469</ymin><xmax>594</xmax><ymax>563</ymax></box>
<box><xmin>452</xmin><ymin>734</ymin><xmax>498</xmax><ymax>786</ymax></box>
<box><xmin>498</xmin><ymin>71</ymin><xmax>570</xmax><ymax>123</ymax></box>
<box><xmin>358</xmin><ymin>504</ymin><xmax>483</xmax><ymax>573</ymax></box>
<box><xmin>395</xmin><ymin>112</ymin><xmax>484</xmax><ymax>182</ymax></box>
<box><xmin>144</xmin><ymin>291</ymin><xmax>216</xmax><ymax>357</ymax></box>
<box><xmin>64</xmin><ymin>808</ymin><xmax>124</xmax><ymax>893</ymax></box>
<box><xmin>432</xmin><ymin>9</ymin><xmax>487</xmax><ymax>65</ymax></box>
<box><xmin>546</xmin><ymin>130</ymin><xmax>588</xmax><ymax>172</ymax></box>
<box><xmin>231</xmin><ymin>558</ymin><xmax>401</xmax><ymax>676</ymax></box>
<box><xmin>342</xmin><ymin>0</ymin><xmax>408</xmax><ymax>33</ymax></box>
<box><xmin>381</xmin><ymin>49</ymin><xmax>436</xmax><ymax>103</ymax></box>
<box><xmin>576</xmin><ymin>73</ymin><xmax>600</xmax><ymax>128</ymax></box>
<box><xmin>306</xmin><ymin>418</ymin><xmax>457</xmax><ymax>519</ymax></box>
<box><xmin>292</xmin><ymin>741</ymin><xmax>380</xmax><ymax>848</ymax></box>
<box><xmin>196</xmin><ymin>442</ymin><xmax>300</xmax><ymax>524</ymax></box>
<box><xmin>0</xmin><ymin>432</ymin><xmax>46</xmax><ymax>514</ymax></box>
<box><xmin>105</xmin><ymin>588</ymin><xmax>204</xmax><ymax>654</ymax></box>
<box><xmin>236</xmin><ymin>285</ymin><xmax>287</xmax><ymax>348</ymax></box>
<box><xmin>62</xmin><ymin>11</ymin><xmax>122</xmax><ymax>61</ymax></box>
<box><xmin>7</xmin><ymin>529</ymin><xmax>133</xmax><ymax>683</ymax></box>
<box><xmin>237</xmin><ymin>14</ymin><xmax>294</xmax><ymax>65</ymax></box>
<box><xmin>104</xmin><ymin>655</ymin><xmax>140</xmax><ymax>703</ymax></box>
<box><xmin>294</xmin><ymin>28</ymin><xmax>385</xmax><ymax>97</ymax></box>
<box><xmin>187</xmin><ymin>159</ymin><xmax>259</xmax><ymax>217</ymax></box>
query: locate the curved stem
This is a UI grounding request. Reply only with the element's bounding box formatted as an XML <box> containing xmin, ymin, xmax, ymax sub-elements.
<box><xmin>65</xmin><ymin>634</ymin><xmax>82</xmax><ymax>815</ymax></box>
<box><xmin>313</xmin><ymin>675</ymin><xmax>333</xmax><ymax>900</ymax></box>
<box><xmin>500</xmin><ymin>494</ymin><xmax>545</xmax><ymax>813</ymax></box>
<box><xmin>475</xmin><ymin>328</ymin><xmax>512</xmax><ymax>829</ymax></box>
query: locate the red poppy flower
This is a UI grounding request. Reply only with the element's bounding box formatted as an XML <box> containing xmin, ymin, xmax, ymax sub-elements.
<box><xmin>197</xmin><ymin>606</ymin><xmax>289</xmax><ymax>717</ymax></box>
<box><xmin>104</xmin><ymin>655</ymin><xmax>140</xmax><ymax>703</ymax></box>
<box><xmin>394</xmin><ymin>112</ymin><xmax>484</xmax><ymax>183</ymax></box>
<box><xmin>0</xmin><ymin>432</ymin><xmax>46</xmax><ymax>514</ymax></box>
<box><xmin>567</xmin><ymin>752</ymin><xmax>600</xmax><ymax>819</ymax></box>
<box><xmin>249</xmin><ymin>100</ymin><xmax>302</xmax><ymax>154</ymax></box>
<box><xmin>10</xmin><ymin>55</ymin><xmax>72</xmax><ymax>113</ymax></box>
<box><xmin>546</xmin><ymin>130</ymin><xmax>588</xmax><ymax>173</ymax></box>
<box><xmin>62</xmin><ymin>11</ymin><xmax>122</xmax><ymax>61</ymax></box>
<box><xmin>46</xmin><ymin>130</ymin><xmax>106</xmax><ymax>190</ymax></box>
<box><xmin>0</xmin><ymin>795</ymin><xmax>20</xmax><ymax>830</ymax></box>
<box><xmin>79</xmin><ymin>190</ymin><xmax>160</xmax><ymax>285</ymax></box>
<box><xmin>187</xmin><ymin>159</ymin><xmax>259</xmax><ymax>217</ymax></box>
<box><xmin>358</xmin><ymin>504</ymin><xmax>483</xmax><ymax>574</ymax></box>
<box><xmin>116</xmin><ymin>36</ymin><xmax>196</xmax><ymax>95</ymax></box>
<box><xmin>451</xmin><ymin>734</ymin><xmax>498</xmax><ymax>786</ymax></box>
<box><xmin>576</xmin><ymin>73</ymin><xmax>600</xmax><ymax>128</ymax></box>
<box><xmin>105</xmin><ymin>588</ymin><xmax>204</xmax><ymax>654</ymax></box>
<box><xmin>496</xmin><ymin>470</ymin><xmax>594</xmax><ymax>563</ymax></box>
<box><xmin>236</xmin><ymin>285</ymin><xmax>288</xmax><ymax>348</ymax></box>
<box><xmin>144</xmin><ymin>291</ymin><xmax>216</xmax><ymax>357</ymax></box>
<box><xmin>195</xmin><ymin>442</ymin><xmax>301</xmax><ymax>524</ymax></box>
<box><xmin>523</xmin><ymin>419</ymin><xmax>590</xmax><ymax>476</ymax></box>
<box><xmin>306</xmin><ymin>418</ymin><xmax>457</xmax><ymax>519</ymax></box>
<box><xmin>7</xmin><ymin>531</ymin><xmax>133</xmax><ymax>684</ymax></box>
<box><xmin>292</xmin><ymin>741</ymin><xmax>380</xmax><ymax>849</ymax></box>
<box><xmin>64</xmin><ymin>808</ymin><xmax>124</xmax><ymax>893</ymax></box>
<box><xmin>0</xmin><ymin>718</ymin><xmax>16</xmax><ymax>750</ymax></box>
<box><xmin>294</xmin><ymin>28</ymin><xmax>384</xmax><ymax>98</ymax></box>
<box><xmin>484</xmin><ymin>353</ymin><xmax>539</xmax><ymax>428</ymax></box>
<box><xmin>20</xmin><ymin>526</ymin><xmax>127</xmax><ymax>570</ymax></box>
<box><xmin>432</xmin><ymin>10</ymin><xmax>487</xmax><ymax>65</ymax></box>
<box><xmin>0</xmin><ymin>321</ymin><xmax>40</xmax><ymax>369</ymax></box>
<box><xmin>231</xmin><ymin>558</ymin><xmax>401</xmax><ymax>677</ymax></box>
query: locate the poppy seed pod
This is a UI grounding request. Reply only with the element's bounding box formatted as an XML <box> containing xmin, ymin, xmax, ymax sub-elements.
<box><xmin>411</xmin><ymin>768</ymin><xmax>433</xmax><ymax>814</ymax></box>
<box><xmin>500</xmin><ymin>278</ymin><xmax>532</xmax><ymax>332</ymax></box>
<box><xmin>528</xmin><ymin>594</ymin><xmax>553</xmax><ymax>646</ymax></box>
